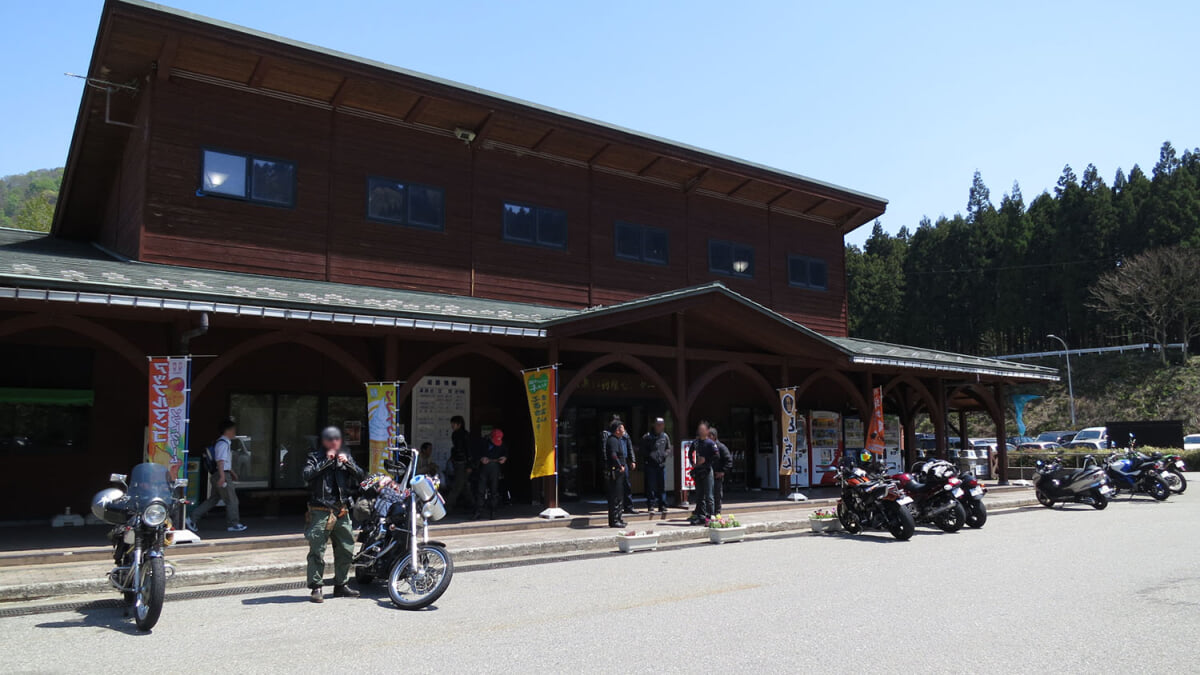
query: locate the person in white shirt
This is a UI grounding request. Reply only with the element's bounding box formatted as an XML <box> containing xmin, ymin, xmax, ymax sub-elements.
<box><xmin>188</xmin><ymin>418</ymin><xmax>248</xmax><ymax>532</ymax></box>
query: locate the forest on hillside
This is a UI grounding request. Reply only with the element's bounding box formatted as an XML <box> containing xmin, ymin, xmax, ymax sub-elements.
<box><xmin>0</xmin><ymin>168</ymin><xmax>62</xmax><ymax>232</ymax></box>
<box><xmin>846</xmin><ymin>141</ymin><xmax>1200</xmax><ymax>357</ymax></box>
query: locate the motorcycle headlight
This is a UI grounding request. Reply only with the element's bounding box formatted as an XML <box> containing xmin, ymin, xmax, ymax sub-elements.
<box><xmin>143</xmin><ymin>503</ymin><xmax>168</xmax><ymax>527</ymax></box>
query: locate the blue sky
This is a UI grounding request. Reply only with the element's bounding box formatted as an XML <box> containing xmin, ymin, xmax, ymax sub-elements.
<box><xmin>1</xmin><ymin>0</ymin><xmax>1195</xmax><ymax>245</ymax></box>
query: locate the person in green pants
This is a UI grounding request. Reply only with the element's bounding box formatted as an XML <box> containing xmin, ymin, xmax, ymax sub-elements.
<box><xmin>302</xmin><ymin>426</ymin><xmax>365</xmax><ymax>603</ymax></box>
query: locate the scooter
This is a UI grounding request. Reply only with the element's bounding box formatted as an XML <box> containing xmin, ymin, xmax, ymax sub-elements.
<box><xmin>1032</xmin><ymin>458</ymin><xmax>1114</xmax><ymax>509</ymax></box>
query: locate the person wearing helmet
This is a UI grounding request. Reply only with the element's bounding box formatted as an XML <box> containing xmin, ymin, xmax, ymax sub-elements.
<box><xmin>302</xmin><ymin>425</ymin><xmax>365</xmax><ymax>603</ymax></box>
<box><xmin>473</xmin><ymin>428</ymin><xmax>507</xmax><ymax>520</ymax></box>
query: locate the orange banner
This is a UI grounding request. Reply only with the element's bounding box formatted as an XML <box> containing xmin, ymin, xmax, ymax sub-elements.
<box><xmin>147</xmin><ymin>356</ymin><xmax>189</xmax><ymax>476</ymax></box>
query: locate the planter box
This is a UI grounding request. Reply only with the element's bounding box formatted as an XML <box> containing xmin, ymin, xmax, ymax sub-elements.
<box><xmin>708</xmin><ymin>526</ymin><xmax>746</xmax><ymax>544</ymax></box>
<box><xmin>809</xmin><ymin>518</ymin><xmax>842</xmax><ymax>533</ymax></box>
<box><xmin>616</xmin><ymin>533</ymin><xmax>659</xmax><ymax>553</ymax></box>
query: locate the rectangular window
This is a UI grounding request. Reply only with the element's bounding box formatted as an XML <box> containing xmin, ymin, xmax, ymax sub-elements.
<box><xmin>788</xmin><ymin>255</ymin><xmax>829</xmax><ymax>290</ymax></box>
<box><xmin>614</xmin><ymin>221</ymin><xmax>669</xmax><ymax>265</ymax></box>
<box><xmin>366</xmin><ymin>177</ymin><xmax>445</xmax><ymax>230</ymax></box>
<box><xmin>503</xmin><ymin>202</ymin><xmax>567</xmax><ymax>249</ymax></box>
<box><xmin>200</xmin><ymin>149</ymin><xmax>295</xmax><ymax>207</ymax></box>
<box><xmin>708</xmin><ymin>239</ymin><xmax>755</xmax><ymax>278</ymax></box>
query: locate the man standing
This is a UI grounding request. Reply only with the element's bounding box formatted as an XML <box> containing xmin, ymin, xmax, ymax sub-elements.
<box><xmin>446</xmin><ymin>416</ymin><xmax>472</xmax><ymax>511</ymax></box>
<box><xmin>605</xmin><ymin>422</ymin><xmax>631</xmax><ymax>528</ymax></box>
<box><xmin>689</xmin><ymin>421</ymin><xmax>717</xmax><ymax>525</ymax></box>
<box><xmin>710</xmin><ymin>426</ymin><xmax>734</xmax><ymax>515</ymax></box>
<box><xmin>303</xmin><ymin>426</ymin><xmax>365</xmax><ymax>603</ymax></box>
<box><xmin>474</xmin><ymin>428</ymin><xmax>507</xmax><ymax>520</ymax></box>
<box><xmin>640</xmin><ymin>417</ymin><xmax>671</xmax><ymax>513</ymax></box>
<box><xmin>188</xmin><ymin>418</ymin><xmax>247</xmax><ymax>532</ymax></box>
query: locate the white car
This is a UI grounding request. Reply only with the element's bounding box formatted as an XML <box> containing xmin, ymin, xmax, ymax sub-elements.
<box><xmin>1018</xmin><ymin>442</ymin><xmax>1061</xmax><ymax>451</ymax></box>
<box><xmin>1185</xmin><ymin>434</ymin><xmax>1200</xmax><ymax>451</ymax></box>
<box><xmin>1072</xmin><ymin>426</ymin><xmax>1109</xmax><ymax>448</ymax></box>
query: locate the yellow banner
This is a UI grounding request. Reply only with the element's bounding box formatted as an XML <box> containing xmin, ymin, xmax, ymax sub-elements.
<box><xmin>365</xmin><ymin>382</ymin><xmax>398</xmax><ymax>475</ymax></box>
<box><xmin>524</xmin><ymin>366</ymin><xmax>557</xmax><ymax>479</ymax></box>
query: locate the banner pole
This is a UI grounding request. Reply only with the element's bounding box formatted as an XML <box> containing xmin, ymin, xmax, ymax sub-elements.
<box><xmin>537</xmin><ymin>364</ymin><xmax>568</xmax><ymax>519</ymax></box>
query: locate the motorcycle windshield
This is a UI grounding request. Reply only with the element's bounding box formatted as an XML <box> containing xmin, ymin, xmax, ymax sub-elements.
<box><xmin>127</xmin><ymin>462</ymin><xmax>172</xmax><ymax>510</ymax></box>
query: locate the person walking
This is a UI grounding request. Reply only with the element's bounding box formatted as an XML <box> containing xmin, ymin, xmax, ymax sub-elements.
<box><xmin>640</xmin><ymin>417</ymin><xmax>671</xmax><ymax>513</ymax></box>
<box><xmin>303</xmin><ymin>426</ymin><xmax>365</xmax><ymax>603</ymax></box>
<box><xmin>473</xmin><ymin>428</ymin><xmax>507</xmax><ymax>520</ymax></box>
<box><xmin>188</xmin><ymin>418</ymin><xmax>247</xmax><ymax>532</ymax></box>
<box><xmin>710</xmin><ymin>426</ymin><xmax>733</xmax><ymax>515</ymax></box>
<box><xmin>689</xmin><ymin>421</ymin><xmax>717</xmax><ymax>525</ymax></box>
<box><xmin>605</xmin><ymin>422</ymin><xmax>632</xmax><ymax>528</ymax></box>
<box><xmin>446</xmin><ymin>416</ymin><xmax>473</xmax><ymax>511</ymax></box>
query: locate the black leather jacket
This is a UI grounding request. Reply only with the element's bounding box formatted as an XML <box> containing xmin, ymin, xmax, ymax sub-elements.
<box><xmin>303</xmin><ymin>450</ymin><xmax>365</xmax><ymax>509</ymax></box>
<box><xmin>641</xmin><ymin>432</ymin><xmax>671</xmax><ymax>467</ymax></box>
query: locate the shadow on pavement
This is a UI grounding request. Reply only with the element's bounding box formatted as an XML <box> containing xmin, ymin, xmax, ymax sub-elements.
<box><xmin>240</xmin><ymin>594</ymin><xmax>311</xmax><ymax>605</ymax></box>
<box><xmin>35</xmin><ymin>601</ymin><xmax>145</xmax><ymax>635</ymax></box>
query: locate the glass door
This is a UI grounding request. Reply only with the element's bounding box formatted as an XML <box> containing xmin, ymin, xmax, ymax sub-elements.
<box><xmin>275</xmin><ymin>394</ymin><xmax>318</xmax><ymax>488</ymax></box>
<box><xmin>229</xmin><ymin>393</ymin><xmax>273</xmax><ymax>488</ymax></box>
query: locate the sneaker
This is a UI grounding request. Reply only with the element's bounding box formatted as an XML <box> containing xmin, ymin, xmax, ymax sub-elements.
<box><xmin>310</xmin><ymin>587</ymin><xmax>323</xmax><ymax>603</ymax></box>
<box><xmin>333</xmin><ymin>585</ymin><xmax>360</xmax><ymax>598</ymax></box>
<box><xmin>227</xmin><ymin>523</ymin><xmax>248</xmax><ymax>532</ymax></box>
<box><xmin>185</xmin><ymin>518</ymin><xmax>198</xmax><ymax>532</ymax></box>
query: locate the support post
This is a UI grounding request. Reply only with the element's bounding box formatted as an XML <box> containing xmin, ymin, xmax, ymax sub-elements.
<box><xmin>993</xmin><ymin>383</ymin><xmax>1009</xmax><ymax>485</ymax></box>
<box><xmin>674</xmin><ymin>312</ymin><xmax>688</xmax><ymax>507</ymax></box>
<box><xmin>934</xmin><ymin>379</ymin><xmax>948</xmax><ymax>459</ymax></box>
<box><xmin>958</xmin><ymin>409</ymin><xmax>968</xmax><ymax>464</ymax></box>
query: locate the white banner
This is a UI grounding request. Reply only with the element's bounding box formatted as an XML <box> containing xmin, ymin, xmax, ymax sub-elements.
<box><xmin>411</xmin><ymin>376</ymin><xmax>470</xmax><ymax>470</ymax></box>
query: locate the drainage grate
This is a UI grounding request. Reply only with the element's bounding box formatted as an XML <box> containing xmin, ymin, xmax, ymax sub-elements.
<box><xmin>0</xmin><ymin>580</ymin><xmax>306</xmax><ymax>619</ymax></box>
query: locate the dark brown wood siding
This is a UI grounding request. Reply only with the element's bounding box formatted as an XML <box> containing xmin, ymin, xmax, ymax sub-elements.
<box><xmin>769</xmin><ymin>211</ymin><xmax>849</xmax><ymax>336</ymax></box>
<box><xmin>99</xmin><ymin>85</ymin><xmax>152</xmax><ymax>259</ymax></box>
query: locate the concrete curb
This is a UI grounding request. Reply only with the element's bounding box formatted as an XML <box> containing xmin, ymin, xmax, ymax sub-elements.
<box><xmin>0</xmin><ymin>495</ymin><xmax>1041</xmax><ymax>603</ymax></box>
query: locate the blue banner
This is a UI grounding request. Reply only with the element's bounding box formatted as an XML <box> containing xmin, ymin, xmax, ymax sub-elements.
<box><xmin>1011</xmin><ymin>394</ymin><xmax>1041</xmax><ymax>436</ymax></box>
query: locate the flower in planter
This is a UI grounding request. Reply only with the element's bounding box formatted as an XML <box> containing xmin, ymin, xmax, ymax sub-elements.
<box><xmin>621</xmin><ymin>530</ymin><xmax>654</xmax><ymax>537</ymax></box>
<box><xmin>809</xmin><ymin>508</ymin><xmax>837</xmax><ymax>520</ymax></box>
<box><xmin>708</xmin><ymin>514</ymin><xmax>741</xmax><ymax>529</ymax></box>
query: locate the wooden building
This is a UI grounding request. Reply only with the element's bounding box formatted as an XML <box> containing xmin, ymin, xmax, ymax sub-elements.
<box><xmin>0</xmin><ymin>0</ymin><xmax>1055</xmax><ymax>517</ymax></box>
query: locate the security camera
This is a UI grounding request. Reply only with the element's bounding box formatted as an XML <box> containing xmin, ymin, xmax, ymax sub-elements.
<box><xmin>454</xmin><ymin>127</ymin><xmax>477</xmax><ymax>144</ymax></box>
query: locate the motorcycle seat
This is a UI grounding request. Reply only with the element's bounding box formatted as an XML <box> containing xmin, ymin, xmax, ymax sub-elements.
<box><xmin>905</xmin><ymin>478</ymin><xmax>927</xmax><ymax>492</ymax></box>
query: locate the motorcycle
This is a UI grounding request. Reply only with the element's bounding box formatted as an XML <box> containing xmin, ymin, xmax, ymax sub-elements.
<box><xmin>893</xmin><ymin>460</ymin><xmax>967</xmax><ymax>532</ymax></box>
<box><xmin>1092</xmin><ymin>451</ymin><xmax>1170</xmax><ymax>501</ymax></box>
<box><xmin>1143</xmin><ymin>452</ymin><xmax>1187</xmax><ymax>494</ymax></box>
<box><xmin>955</xmin><ymin>468</ymin><xmax>988</xmax><ymax>528</ymax></box>
<box><xmin>351</xmin><ymin>437</ymin><xmax>454</xmax><ymax>610</ymax></box>
<box><xmin>836</xmin><ymin>462</ymin><xmax>916</xmax><ymax>541</ymax></box>
<box><xmin>90</xmin><ymin>462</ymin><xmax>187</xmax><ymax>631</ymax></box>
<box><xmin>1032</xmin><ymin>457</ymin><xmax>1113</xmax><ymax>509</ymax></box>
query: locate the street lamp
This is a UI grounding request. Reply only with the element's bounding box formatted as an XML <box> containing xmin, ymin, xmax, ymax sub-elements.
<box><xmin>1046</xmin><ymin>334</ymin><xmax>1076</xmax><ymax>428</ymax></box>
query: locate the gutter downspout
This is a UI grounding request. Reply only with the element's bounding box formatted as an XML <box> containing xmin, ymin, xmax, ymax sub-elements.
<box><xmin>177</xmin><ymin>312</ymin><xmax>209</xmax><ymax>354</ymax></box>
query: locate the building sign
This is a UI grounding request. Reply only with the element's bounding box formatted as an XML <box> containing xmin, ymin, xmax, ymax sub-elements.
<box><xmin>523</xmin><ymin>366</ymin><xmax>557</xmax><ymax>479</ymax></box>
<box><xmin>365</xmin><ymin>382</ymin><xmax>398</xmax><ymax>474</ymax></box>
<box><xmin>779</xmin><ymin>388</ymin><xmax>809</xmax><ymax>488</ymax></box>
<box><xmin>680</xmin><ymin>440</ymin><xmax>695</xmax><ymax>491</ymax></box>
<box><xmin>411</xmin><ymin>376</ymin><xmax>470</xmax><ymax>471</ymax></box>
<box><xmin>147</xmin><ymin>356</ymin><xmax>190</xmax><ymax>477</ymax></box>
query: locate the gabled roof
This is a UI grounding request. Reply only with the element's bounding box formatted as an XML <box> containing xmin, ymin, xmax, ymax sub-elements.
<box><xmin>0</xmin><ymin>229</ymin><xmax>1056</xmax><ymax>381</ymax></box>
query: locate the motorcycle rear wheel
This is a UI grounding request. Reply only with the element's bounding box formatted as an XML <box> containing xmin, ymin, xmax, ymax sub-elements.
<box><xmin>133</xmin><ymin>557</ymin><xmax>165</xmax><ymax>632</ymax></box>
<box><xmin>1035</xmin><ymin>490</ymin><xmax>1055</xmax><ymax>508</ymax></box>
<box><xmin>965</xmin><ymin>500</ymin><xmax>987</xmax><ymax>528</ymax></box>
<box><xmin>388</xmin><ymin>544</ymin><xmax>454</xmax><ymax>610</ymax></box>
<box><xmin>884</xmin><ymin>502</ymin><xmax>915</xmax><ymax>541</ymax></box>
<box><xmin>1089</xmin><ymin>489</ymin><xmax>1108</xmax><ymax>510</ymax></box>
<box><xmin>936</xmin><ymin>500</ymin><xmax>966</xmax><ymax>533</ymax></box>
<box><xmin>1172</xmin><ymin>471</ymin><xmax>1187</xmax><ymax>494</ymax></box>
<box><xmin>836</xmin><ymin>501</ymin><xmax>861</xmax><ymax>534</ymax></box>
<box><xmin>1163</xmin><ymin>471</ymin><xmax>1187</xmax><ymax>494</ymax></box>
<box><xmin>1147</xmin><ymin>479</ymin><xmax>1169</xmax><ymax>501</ymax></box>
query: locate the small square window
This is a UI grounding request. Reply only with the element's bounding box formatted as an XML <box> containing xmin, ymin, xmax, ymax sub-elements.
<box><xmin>615</xmin><ymin>222</ymin><xmax>642</xmax><ymax>260</ymax></box>
<box><xmin>643</xmin><ymin>227</ymin><xmax>669</xmax><ymax>264</ymax></box>
<box><xmin>504</xmin><ymin>202</ymin><xmax>566</xmax><ymax>249</ymax></box>
<box><xmin>537</xmin><ymin>208</ymin><xmax>568</xmax><ymax>248</ymax></box>
<box><xmin>407</xmin><ymin>184</ymin><xmax>445</xmax><ymax>229</ymax></box>
<box><xmin>709</xmin><ymin>239</ymin><xmax>754</xmax><ymax>278</ymax></box>
<box><xmin>250</xmin><ymin>158</ymin><xmax>296</xmax><ymax>206</ymax></box>
<box><xmin>367</xmin><ymin>178</ymin><xmax>407</xmax><ymax>223</ymax></box>
<box><xmin>788</xmin><ymin>255</ymin><xmax>828</xmax><ymax>290</ymax></box>
<box><xmin>809</xmin><ymin>259</ymin><xmax>828</xmax><ymax>289</ymax></box>
<box><xmin>503</xmin><ymin>204</ymin><xmax>536</xmax><ymax>242</ymax></box>
<box><xmin>201</xmin><ymin>150</ymin><xmax>247</xmax><ymax>198</ymax></box>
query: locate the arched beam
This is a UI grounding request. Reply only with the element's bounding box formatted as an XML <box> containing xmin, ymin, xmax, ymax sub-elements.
<box><xmin>793</xmin><ymin>367</ymin><xmax>871</xmax><ymax>418</ymax></box>
<box><xmin>949</xmin><ymin>383</ymin><xmax>1003</xmax><ymax>426</ymax></box>
<box><xmin>685</xmin><ymin>361</ymin><xmax>777</xmax><ymax>413</ymax></box>
<box><xmin>0</xmin><ymin>312</ymin><xmax>146</xmax><ymax>375</ymax></box>
<box><xmin>559</xmin><ymin>352</ymin><xmax>680</xmax><ymax>418</ymax></box>
<box><xmin>396</xmin><ymin>342</ymin><xmax>525</xmax><ymax>406</ymax></box>
<box><xmin>193</xmin><ymin>330</ymin><xmax>372</xmax><ymax>397</ymax></box>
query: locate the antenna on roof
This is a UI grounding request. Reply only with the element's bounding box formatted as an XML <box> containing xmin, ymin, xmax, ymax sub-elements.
<box><xmin>64</xmin><ymin>73</ymin><xmax>140</xmax><ymax>129</ymax></box>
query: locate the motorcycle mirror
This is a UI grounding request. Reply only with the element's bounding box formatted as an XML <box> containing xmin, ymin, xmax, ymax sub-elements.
<box><xmin>110</xmin><ymin>473</ymin><xmax>127</xmax><ymax>485</ymax></box>
<box><xmin>174</xmin><ymin>478</ymin><xmax>189</xmax><ymax>489</ymax></box>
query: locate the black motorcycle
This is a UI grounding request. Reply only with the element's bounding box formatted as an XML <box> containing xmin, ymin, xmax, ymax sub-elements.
<box><xmin>91</xmin><ymin>462</ymin><xmax>186</xmax><ymax>631</ymax></box>
<box><xmin>895</xmin><ymin>460</ymin><xmax>968</xmax><ymax>532</ymax></box>
<box><xmin>352</xmin><ymin>439</ymin><xmax>454</xmax><ymax>610</ymax></box>
<box><xmin>1032</xmin><ymin>458</ymin><xmax>1113</xmax><ymax>509</ymax></box>
<box><xmin>955</xmin><ymin>468</ymin><xmax>988</xmax><ymax>528</ymax></box>
<box><xmin>836</xmin><ymin>463</ymin><xmax>916</xmax><ymax>541</ymax></box>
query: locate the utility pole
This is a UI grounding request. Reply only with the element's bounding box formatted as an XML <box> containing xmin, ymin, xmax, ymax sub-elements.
<box><xmin>1046</xmin><ymin>334</ymin><xmax>1076</xmax><ymax>428</ymax></box>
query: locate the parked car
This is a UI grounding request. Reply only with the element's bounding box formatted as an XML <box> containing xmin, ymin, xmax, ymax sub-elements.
<box><xmin>1072</xmin><ymin>426</ymin><xmax>1109</xmax><ymax>449</ymax></box>
<box><xmin>1184</xmin><ymin>434</ymin><xmax>1200</xmax><ymax>452</ymax></box>
<box><xmin>1065</xmin><ymin>440</ymin><xmax>1107</xmax><ymax>451</ymax></box>
<box><xmin>1036</xmin><ymin>430</ymin><xmax>1078</xmax><ymax>445</ymax></box>
<box><xmin>1010</xmin><ymin>436</ymin><xmax>1035</xmax><ymax>446</ymax></box>
<box><xmin>1018</xmin><ymin>441</ymin><xmax>1061</xmax><ymax>451</ymax></box>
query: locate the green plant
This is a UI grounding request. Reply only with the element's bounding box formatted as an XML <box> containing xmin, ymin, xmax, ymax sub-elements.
<box><xmin>708</xmin><ymin>514</ymin><xmax>741</xmax><ymax>529</ymax></box>
<box><xmin>809</xmin><ymin>508</ymin><xmax>837</xmax><ymax>520</ymax></box>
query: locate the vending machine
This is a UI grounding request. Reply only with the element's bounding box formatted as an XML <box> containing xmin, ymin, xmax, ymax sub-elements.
<box><xmin>843</xmin><ymin>416</ymin><xmax>864</xmax><ymax>462</ymax></box>
<box><xmin>789</xmin><ymin>415</ymin><xmax>810</xmax><ymax>489</ymax></box>
<box><xmin>883</xmin><ymin>414</ymin><xmax>902</xmax><ymax>474</ymax></box>
<box><xmin>810</xmin><ymin>410</ymin><xmax>842</xmax><ymax>486</ymax></box>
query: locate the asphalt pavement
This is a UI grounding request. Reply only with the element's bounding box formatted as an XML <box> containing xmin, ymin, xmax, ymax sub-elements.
<box><xmin>3</xmin><ymin>482</ymin><xmax>1198</xmax><ymax>674</ymax></box>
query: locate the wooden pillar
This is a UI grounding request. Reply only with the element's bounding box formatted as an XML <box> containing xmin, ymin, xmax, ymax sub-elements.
<box><xmin>958</xmin><ymin>410</ymin><xmax>968</xmax><ymax>461</ymax></box>
<box><xmin>993</xmin><ymin>383</ymin><xmax>1009</xmax><ymax>485</ymax></box>
<box><xmin>674</xmin><ymin>313</ymin><xmax>688</xmax><ymax>506</ymax></box>
<box><xmin>901</xmin><ymin>406</ymin><xmax>917</xmax><ymax>471</ymax></box>
<box><xmin>934</xmin><ymin>379</ymin><xmax>948</xmax><ymax>459</ymax></box>
<box><xmin>383</xmin><ymin>334</ymin><xmax>399</xmax><ymax>381</ymax></box>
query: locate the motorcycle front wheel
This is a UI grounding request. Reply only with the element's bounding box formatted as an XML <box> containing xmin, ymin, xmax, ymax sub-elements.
<box><xmin>935</xmin><ymin>500</ymin><xmax>966</xmax><ymax>533</ymax></box>
<box><xmin>1089</xmin><ymin>489</ymin><xmax>1108</xmax><ymax>510</ymax></box>
<box><xmin>134</xmin><ymin>557</ymin><xmax>165</xmax><ymax>631</ymax></box>
<box><xmin>1146</xmin><ymin>479</ymin><xmax>1169</xmax><ymax>501</ymax></box>
<box><xmin>883</xmin><ymin>502</ymin><xmax>915</xmax><ymax>541</ymax></box>
<box><xmin>965</xmin><ymin>499</ymin><xmax>987</xmax><ymax>528</ymax></box>
<box><xmin>1035</xmin><ymin>490</ymin><xmax>1055</xmax><ymax>508</ymax></box>
<box><xmin>836</xmin><ymin>501</ymin><xmax>861</xmax><ymax>534</ymax></box>
<box><xmin>388</xmin><ymin>545</ymin><xmax>454</xmax><ymax>610</ymax></box>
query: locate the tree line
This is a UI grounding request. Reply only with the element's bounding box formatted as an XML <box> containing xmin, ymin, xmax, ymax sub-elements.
<box><xmin>0</xmin><ymin>168</ymin><xmax>62</xmax><ymax>232</ymax></box>
<box><xmin>846</xmin><ymin>141</ymin><xmax>1200</xmax><ymax>357</ymax></box>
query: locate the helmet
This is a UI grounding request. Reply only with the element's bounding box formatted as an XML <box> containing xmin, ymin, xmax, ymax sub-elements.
<box><xmin>91</xmin><ymin>487</ymin><xmax>126</xmax><ymax>524</ymax></box>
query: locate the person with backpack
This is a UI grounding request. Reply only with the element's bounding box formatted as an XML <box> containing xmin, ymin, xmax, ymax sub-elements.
<box><xmin>710</xmin><ymin>426</ymin><xmax>734</xmax><ymax>515</ymax></box>
<box><xmin>187</xmin><ymin>418</ymin><xmax>248</xmax><ymax>532</ymax></box>
<box><xmin>640</xmin><ymin>417</ymin><xmax>671</xmax><ymax>513</ymax></box>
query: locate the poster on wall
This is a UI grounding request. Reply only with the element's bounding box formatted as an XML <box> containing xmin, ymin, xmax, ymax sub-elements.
<box><xmin>365</xmin><ymin>382</ymin><xmax>397</xmax><ymax>474</ymax></box>
<box><xmin>147</xmin><ymin>356</ymin><xmax>190</xmax><ymax>478</ymax></box>
<box><xmin>810</xmin><ymin>410</ymin><xmax>842</xmax><ymax>486</ymax></box>
<box><xmin>884</xmin><ymin>414</ymin><xmax>902</xmax><ymax>474</ymax></box>
<box><xmin>523</xmin><ymin>366</ymin><xmax>557</xmax><ymax>479</ymax></box>
<box><xmin>778</xmin><ymin>388</ymin><xmax>809</xmax><ymax>488</ymax></box>
<box><xmin>343</xmin><ymin>420</ymin><xmax>362</xmax><ymax>446</ymax></box>
<box><xmin>411</xmin><ymin>376</ymin><xmax>470</xmax><ymax>471</ymax></box>
<box><xmin>680</xmin><ymin>440</ymin><xmax>695</xmax><ymax>491</ymax></box>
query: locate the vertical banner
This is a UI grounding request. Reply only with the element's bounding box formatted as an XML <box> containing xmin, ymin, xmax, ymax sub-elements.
<box><xmin>524</xmin><ymin>366</ymin><xmax>558</xmax><ymax>479</ymax></box>
<box><xmin>865</xmin><ymin>386</ymin><xmax>886</xmax><ymax>459</ymax></box>
<box><xmin>680</xmin><ymin>440</ymin><xmax>695</xmax><ymax>491</ymax></box>
<box><xmin>779</xmin><ymin>388</ymin><xmax>809</xmax><ymax>488</ymax></box>
<box><xmin>147</xmin><ymin>356</ymin><xmax>190</xmax><ymax>477</ymax></box>
<box><xmin>365</xmin><ymin>382</ymin><xmax>398</xmax><ymax>475</ymax></box>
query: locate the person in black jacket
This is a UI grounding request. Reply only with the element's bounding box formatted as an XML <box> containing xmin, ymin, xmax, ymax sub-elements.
<box><xmin>640</xmin><ymin>417</ymin><xmax>671</xmax><ymax>513</ymax></box>
<box><xmin>689</xmin><ymin>421</ymin><xmax>717</xmax><ymax>525</ymax></box>
<box><xmin>473</xmin><ymin>428</ymin><xmax>508</xmax><ymax>520</ymax></box>
<box><xmin>446</xmin><ymin>416</ymin><xmax>472</xmax><ymax>511</ymax></box>
<box><xmin>710</xmin><ymin>426</ymin><xmax>734</xmax><ymax>515</ymax></box>
<box><xmin>302</xmin><ymin>426</ymin><xmax>365</xmax><ymax>603</ymax></box>
<box><xmin>605</xmin><ymin>422</ymin><xmax>631</xmax><ymax>528</ymax></box>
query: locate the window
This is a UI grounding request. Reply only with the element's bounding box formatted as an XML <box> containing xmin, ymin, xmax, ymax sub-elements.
<box><xmin>366</xmin><ymin>177</ymin><xmax>446</xmax><ymax>230</ymax></box>
<box><xmin>503</xmin><ymin>202</ymin><xmax>567</xmax><ymax>249</ymax></box>
<box><xmin>200</xmin><ymin>149</ymin><xmax>296</xmax><ymax>207</ymax></box>
<box><xmin>788</xmin><ymin>255</ymin><xmax>829</xmax><ymax>290</ymax></box>
<box><xmin>614</xmin><ymin>221</ymin><xmax>669</xmax><ymax>265</ymax></box>
<box><xmin>708</xmin><ymin>239</ymin><xmax>755</xmax><ymax>278</ymax></box>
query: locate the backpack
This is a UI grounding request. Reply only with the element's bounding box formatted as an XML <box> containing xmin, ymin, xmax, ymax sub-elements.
<box><xmin>200</xmin><ymin>444</ymin><xmax>217</xmax><ymax>475</ymax></box>
<box><xmin>599</xmin><ymin>429</ymin><xmax>611</xmax><ymax>465</ymax></box>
